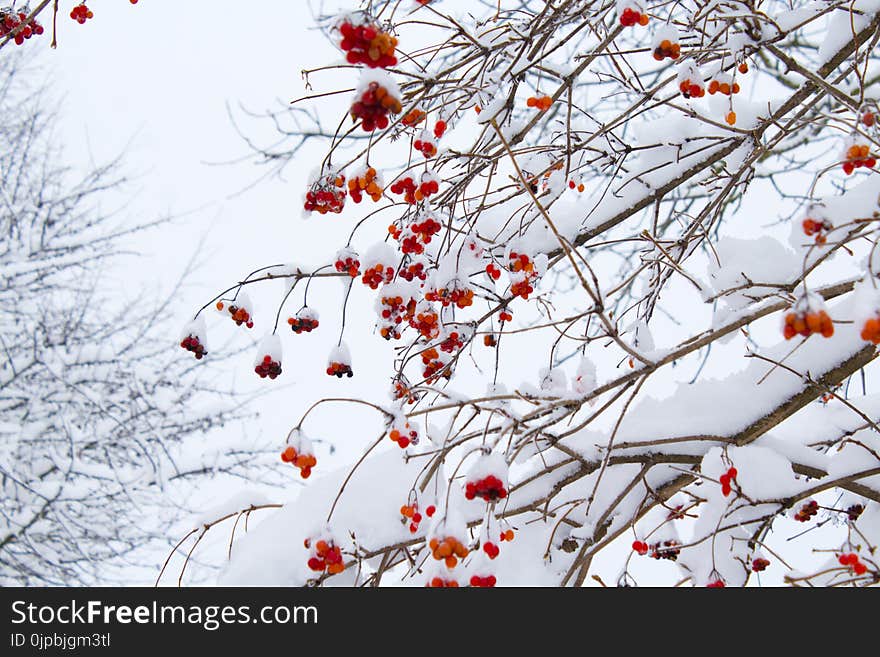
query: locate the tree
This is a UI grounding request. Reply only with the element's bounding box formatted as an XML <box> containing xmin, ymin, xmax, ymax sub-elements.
<box><xmin>0</xmin><ymin>51</ymin><xmax>274</xmax><ymax>586</ymax></box>
<box><xmin>14</xmin><ymin>1</ymin><xmax>878</xmax><ymax>587</ymax></box>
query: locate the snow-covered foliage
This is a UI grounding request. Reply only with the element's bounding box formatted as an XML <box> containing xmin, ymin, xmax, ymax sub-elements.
<box><xmin>166</xmin><ymin>1</ymin><xmax>880</xmax><ymax>586</ymax></box>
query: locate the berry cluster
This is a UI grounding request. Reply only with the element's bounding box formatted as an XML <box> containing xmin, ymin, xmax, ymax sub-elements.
<box><xmin>860</xmin><ymin>313</ymin><xmax>880</xmax><ymax>344</ymax></box>
<box><xmin>351</xmin><ymin>81</ymin><xmax>402</xmax><ymax>131</ymax></box>
<box><xmin>389</xmin><ymin>175</ymin><xmax>417</xmax><ymax>203</ymax></box>
<box><xmin>439</xmin><ymin>330</ymin><xmax>465</xmax><ymax>354</ymax></box>
<box><xmin>783</xmin><ymin>308</ymin><xmax>834</xmax><ymax>340</ymax></box>
<box><xmin>0</xmin><ymin>8</ymin><xmax>44</xmax><ymax>45</ymax></box>
<box><xmin>719</xmin><ymin>466</ymin><xmax>737</xmax><ymax>497</ymax></box>
<box><xmin>708</xmin><ymin>79</ymin><xmax>740</xmax><ymax>96</ymax></box>
<box><xmin>483</xmin><ymin>334</ymin><xmax>497</xmax><ymax>347</ymax></box>
<box><xmin>679</xmin><ymin>79</ymin><xmax>705</xmax><ymax>99</ymax></box>
<box><xmin>794</xmin><ymin>500</ymin><xmax>819</xmax><ymax>522</ymax></box>
<box><xmin>180</xmin><ymin>335</ymin><xmax>207</xmax><ymax>359</ymax></box>
<box><xmin>469</xmin><ymin>574</ymin><xmax>497</xmax><ymax>587</ymax></box>
<box><xmin>70</xmin><ymin>3</ymin><xmax>93</xmax><ymax>24</ymax></box>
<box><xmin>304</xmin><ymin>172</ymin><xmax>346</xmax><ymax>215</ymax></box>
<box><xmin>526</xmin><ymin>95</ymin><xmax>553</xmax><ymax>111</ymax></box>
<box><xmin>334</xmin><ymin>248</ymin><xmax>361</xmax><ymax>277</ymax></box>
<box><xmin>653</xmin><ymin>39</ymin><xmax>680</xmax><ymax>61</ymax></box>
<box><xmin>378</xmin><ymin>292</ymin><xmax>415</xmax><ymax>340</ymax></box>
<box><xmin>420</xmin><ymin>347</ymin><xmax>451</xmax><ymax>382</ymax></box>
<box><xmin>429</xmin><ymin>536</ymin><xmax>469</xmax><ymax>568</ymax></box>
<box><xmin>465</xmin><ymin>475</ymin><xmax>507</xmax><ymax>502</ymax></box>
<box><xmin>255</xmin><ymin>354</ymin><xmax>282</xmax><ymax>379</ymax></box>
<box><xmin>426</xmin><ymin>282</ymin><xmax>474</xmax><ymax>309</ymax></box>
<box><xmin>485</xmin><ymin>263</ymin><xmax>502</xmax><ymax>281</ymax></box>
<box><xmin>632</xmin><ymin>540</ymin><xmax>649</xmax><ymax>556</ymax></box>
<box><xmin>802</xmin><ymin>217</ymin><xmax>832</xmax><ymax>245</ymax></box>
<box><xmin>842</xmin><ymin>143</ymin><xmax>876</xmax><ymax>174</ymax></box>
<box><xmin>391</xmin><ymin>375</ymin><xmax>421</xmax><ymax>404</ymax></box>
<box><xmin>411</xmin><ymin>303</ymin><xmax>440</xmax><ymax>339</ymax></box>
<box><xmin>389</xmin><ymin>420</ymin><xmax>419</xmax><ymax>448</ymax></box>
<box><xmin>347</xmin><ymin>166</ymin><xmax>383</xmax><ymax>203</ymax></box>
<box><xmin>415</xmin><ymin>171</ymin><xmax>441</xmax><ymax>202</ymax></box>
<box><xmin>509</xmin><ymin>251</ymin><xmax>539</xmax><ymax>299</ymax></box>
<box><xmin>650</xmin><ymin>540</ymin><xmax>681</xmax><ymax>561</ymax></box>
<box><xmin>327</xmin><ymin>360</ymin><xmax>354</xmax><ymax>377</ymax></box>
<box><xmin>401</xmin><ymin>107</ymin><xmax>425</xmax><ymax>126</ymax></box>
<box><xmin>306</xmin><ymin>539</ymin><xmax>345</xmax><ymax>575</ymax></box>
<box><xmin>838</xmin><ymin>552</ymin><xmax>868</xmax><ymax>576</ymax></box>
<box><xmin>390</xmin><ymin>172</ymin><xmax>439</xmax><ymax>204</ymax></box>
<box><xmin>281</xmin><ymin>445</ymin><xmax>317</xmax><ymax>479</ymax></box>
<box><xmin>482</xmin><ymin>540</ymin><xmax>500</xmax><ymax>559</ymax></box>
<box><xmin>706</xmin><ymin>579</ymin><xmax>726</xmax><ymax>588</ymax></box>
<box><xmin>390</xmin><ymin>215</ymin><xmax>442</xmax><ymax>255</ymax></box>
<box><xmin>398</xmin><ymin>259</ymin><xmax>427</xmax><ymax>282</ymax></box>
<box><xmin>362</xmin><ymin>262</ymin><xmax>396</xmax><ymax>289</ymax></box>
<box><xmin>327</xmin><ymin>343</ymin><xmax>353</xmax><ymax>379</ymax></box>
<box><xmin>217</xmin><ymin>301</ymin><xmax>253</xmax><ymax>328</ymax></box>
<box><xmin>414</xmin><ymin>131</ymin><xmax>438</xmax><ymax>158</ymax></box>
<box><xmin>400</xmin><ymin>502</ymin><xmax>431</xmax><ymax>533</ymax></box>
<box><xmin>752</xmin><ymin>557</ymin><xmax>770</xmax><ymax>572</ymax></box>
<box><xmin>338</xmin><ymin>20</ymin><xmax>398</xmax><ymax>68</ymax></box>
<box><xmin>846</xmin><ymin>504</ymin><xmax>864</xmax><ymax>521</ymax></box>
<box><xmin>568</xmin><ymin>179</ymin><xmax>586</xmax><ymax>192</ymax></box>
<box><xmin>288</xmin><ymin>307</ymin><xmax>319</xmax><ymax>333</ymax></box>
<box><xmin>427</xmin><ymin>577</ymin><xmax>459</xmax><ymax>587</ymax></box>
<box><xmin>499</xmin><ymin>528</ymin><xmax>515</xmax><ymax>542</ymax></box>
<box><xmin>618</xmin><ymin>5</ymin><xmax>649</xmax><ymax>27</ymax></box>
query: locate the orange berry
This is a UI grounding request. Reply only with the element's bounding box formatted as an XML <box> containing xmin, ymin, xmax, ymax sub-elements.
<box><xmin>216</xmin><ymin>301</ymin><xmax>224</xmax><ymax>311</ymax></box>
<box><xmin>445</xmin><ymin>555</ymin><xmax>458</xmax><ymax>569</ymax></box>
<box><xmin>327</xmin><ymin>562</ymin><xmax>345</xmax><ymax>575</ymax></box>
<box><xmin>315</xmin><ymin>540</ymin><xmax>329</xmax><ymax>556</ymax></box>
<box><xmin>725</xmin><ymin>111</ymin><xmax>736</xmax><ymax>125</ymax></box>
